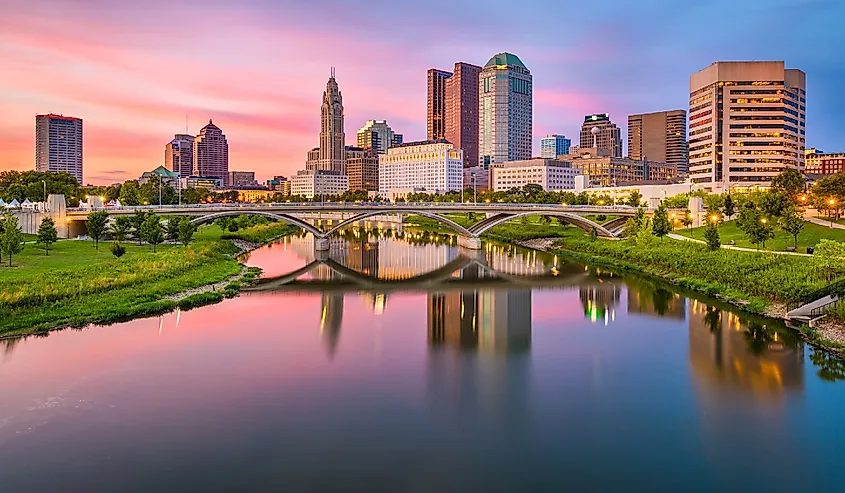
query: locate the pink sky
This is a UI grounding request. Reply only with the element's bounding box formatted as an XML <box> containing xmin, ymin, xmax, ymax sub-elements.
<box><xmin>1</xmin><ymin>0</ymin><xmax>840</xmax><ymax>185</ymax></box>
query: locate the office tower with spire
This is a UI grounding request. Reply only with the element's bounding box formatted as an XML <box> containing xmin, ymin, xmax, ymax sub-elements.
<box><xmin>192</xmin><ymin>120</ymin><xmax>229</xmax><ymax>185</ymax></box>
<box><xmin>319</xmin><ymin>68</ymin><xmax>346</xmax><ymax>174</ymax></box>
<box><xmin>445</xmin><ymin>62</ymin><xmax>482</xmax><ymax>168</ymax></box>
<box><xmin>478</xmin><ymin>53</ymin><xmax>533</xmax><ymax>168</ymax></box>
<box><xmin>579</xmin><ymin>114</ymin><xmax>622</xmax><ymax>157</ymax></box>
<box><xmin>35</xmin><ymin>114</ymin><xmax>83</xmax><ymax>184</ymax></box>
<box><xmin>165</xmin><ymin>134</ymin><xmax>195</xmax><ymax>177</ymax></box>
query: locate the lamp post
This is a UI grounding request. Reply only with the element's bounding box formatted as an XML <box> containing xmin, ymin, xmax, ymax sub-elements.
<box><xmin>42</xmin><ymin>180</ymin><xmax>47</xmax><ymax>203</ymax></box>
<box><xmin>829</xmin><ymin>198</ymin><xmax>836</xmax><ymax>226</ymax></box>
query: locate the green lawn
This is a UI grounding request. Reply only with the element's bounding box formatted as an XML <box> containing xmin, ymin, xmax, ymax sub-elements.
<box><xmin>674</xmin><ymin>220</ymin><xmax>845</xmax><ymax>252</ymax></box>
<box><xmin>815</xmin><ymin>215</ymin><xmax>845</xmax><ymax>226</ymax></box>
<box><xmin>0</xmin><ymin>225</ymin><xmax>242</xmax><ymax>336</ymax></box>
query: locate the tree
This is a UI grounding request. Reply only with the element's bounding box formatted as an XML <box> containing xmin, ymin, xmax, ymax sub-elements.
<box><xmin>118</xmin><ymin>180</ymin><xmax>142</xmax><ymax>206</ymax></box>
<box><xmin>36</xmin><ymin>217</ymin><xmax>58</xmax><ymax>255</ymax></box>
<box><xmin>652</xmin><ymin>204</ymin><xmax>671</xmax><ymax>239</ymax></box>
<box><xmin>814</xmin><ymin>239</ymin><xmax>845</xmax><ymax>282</ymax></box>
<box><xmin>111</xmin><ymin>216</ymin><xmax>132</xmax><ymax>242</ymax></box>
<box><xmin>770</xmin><ymin>168</ymin><xmax>805</xmax><ymax>202</ymax></box>
<box><xmin>738</xmin><ymin>205</ymin><xmax>774</xmax><ymax>250</ymax></box>
<box><xmin>86</xmin><ymin>210</ymin><xmax>109</xmax><ymax>250</ymax></box>
<box><xmin>779</xmin><ymin>206</ymin><xmax>805</xmax><ymax>248</ymax></box>
<box><xmin>131</xmin><ymin>210</ymin><xmax>147</xmax><ymax>245</ymax></box>
<box><xmin>680</xmin><ymin>209</ymin><xmax>693</xmax><ymax>229</ymax></box>
<box><xmin>589</xmin><ymin>226</ymin><xmax>598</xmax><ymax>241</ymax></box>
<box><xmin>0</xmin><ymin>213</ymin><xmax>25</xmax><ymax>267</ymax></box>
<box><xmin>111</xmin><ymin>241</ymin><xmax>126</xmax><ymax>258</ymax></box>
<box><xmin>178</xmin><ymin>218</ymin><xmax>197</xmax><ymax>245</ymax></box>
<box><xmin>164</xmin><ymin>216</ymin><xmax>183</xmax><ymax>241</ymax></box>
<box><xmin>0</xmin><ymin>170</ymin><xmax>82</xmax><ymax>206</ymax></box>
<box><xmin>140</xmin><ymin>214</ymin><xmax>164</xmax><ymax>252</ymax></box>
<box><xmin>627</xmin><ymin>190</ymin><xmax>643</xmax><ymax>207</ymax></box>
<box><xmin>723</xmin><ymin>194</ymin><xmax>735</xmax><ymax>219</ymax></box>
<box><xmin>704</xmin><ymin>220</ymin><xmax>721</xmax><ymax>250</ymax></box>
<box><xmin>758</xmin><ymin>190</ymin><xmax>787</xmax><ymax>219</ymax></box>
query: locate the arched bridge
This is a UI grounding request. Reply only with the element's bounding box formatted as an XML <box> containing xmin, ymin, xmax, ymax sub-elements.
<box><xmin>246</xmin><ymin>252</ymin><xmax>594</xmax><ymax>294</ymax></box>
<box><xmin>65</xmin><ymin>202</ymin><xmax>644</xmax><ymax>250</ymax></box>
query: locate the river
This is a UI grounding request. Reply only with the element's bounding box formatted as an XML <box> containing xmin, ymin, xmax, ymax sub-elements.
<box><xmin>1</xmin><ymin>229</ymin><xmax>844</xmax><ymax>492</ymax></box>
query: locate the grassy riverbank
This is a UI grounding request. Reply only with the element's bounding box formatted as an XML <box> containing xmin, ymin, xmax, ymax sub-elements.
<box><xmin>0</xmin><ymin>222</ymin><xmax>299</xmax><ymax>337</ymax></box>
<box><xmin>675</xmin><ymin>219</ymin><xmax>845</xmax><ymax>252</ymax></box>
<box><xmin>550</xmin><ymin>235</ymin><xmax>831</xmax><ymax>312</ymax></box>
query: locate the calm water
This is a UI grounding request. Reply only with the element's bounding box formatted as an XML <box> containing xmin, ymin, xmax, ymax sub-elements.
<box><xmin>2</xmin><ymin>229</ymin><xmax>845</xmax><ymax>492</ymax></box>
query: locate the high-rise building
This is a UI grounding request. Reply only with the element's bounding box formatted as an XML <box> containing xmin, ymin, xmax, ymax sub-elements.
<box><xmin>379</xmin><ymin>140</ymin><xmax>463</xmax><ymax>194</ymax></box>
<box><xmin>192</xmin><ymin>120</ymin><xmax>229</xmax><ymax>185</ymax></box>
<box><xmin>427</xmin><ymin>69</ymin><xmax>452</xmax><ymax>140</ymax></box>
<box><xmin>579</xmin><ymin>114</ymin><xmax>622</xmax><ymax>157</ymax></box>
<box><xmin>805</xmin><ymin>148</ymin><xmax>845</xmax><ymax>175</ymax></box>
<box><xmin>445</xmin><ymin>62</ymin><xmax>482</xmax><ymax>168</ymax></box>
<box><xmin>540</xmin><ymin>135</ymin><xmax>571</xmax><ymax>158</ymax></box>
<box><xmin>306</xmin><ymin>70</ymin><xmax>346</xmax><ymax>174</ymax></box>
<box><xmin>307</xmin><ymin>69</ymin><xmax>346</xmax><ymax>174</ymax></box>
<box><xmin>165</xmin><ymin>134</ymin><xmax>194</xmax><ymax>177</ymax></box>
<box><xmin>228</xmin><ymin>171</ymin><xmax>256</xmax><ymax>187</ymax></box>
<box><xmin>35</xmin><ymin>114</ymin><xmax>83</xmax><ymax>184</ymax></box>
<box><xmin>345</xmin><ymin>146</ymin><xmax>379</xmax><ymax>191</ymax></box>
<box><xmin>688</xmin><ymin>61</ymin><xmax>806</xmax><ymax>188</ymax></box>
<box><xmin>628</xmin><ymin>110</ymin><xmax>688</xmax><ymax>175</ymax></box>
<box><xmin>479</xmin><ymin>53</ymin><xmax>533</xmax><ymax>168</ymax></box>
<box><xmin>356</xmin><ymin>120</ymin><xmax>399</xmax><ymax>154</ymax></box>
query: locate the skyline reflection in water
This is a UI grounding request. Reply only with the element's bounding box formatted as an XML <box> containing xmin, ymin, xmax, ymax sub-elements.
<box><xmin>1</xmin><ymin>229</ymin><xmax>844</xmax><ymax>492</ymax></box>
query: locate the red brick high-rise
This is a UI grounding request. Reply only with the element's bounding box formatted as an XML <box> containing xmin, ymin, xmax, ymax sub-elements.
<box><xmin>445</xmin><ymin>62</ymin><xmax>481</xmax><ymax>168</ymax></box>
<box><xmin>193</xmin><ymin>120</ymin><xmax>229</xmax><ymax>185</ymax></box>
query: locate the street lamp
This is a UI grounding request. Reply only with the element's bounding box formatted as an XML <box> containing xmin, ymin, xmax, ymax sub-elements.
<box><xmin>829</xmin><ymin>198</ymin><xmax>837</xmax><ymax>225</ymax></box>
<box><xmin>711</xmin><ymin>214</ymin><xmax>720</xmax><ymax>223</ymax></box>
<box><xmin>760</xmin><ymin>217</ymin><xmax>768</xmax><ymax>224</ymax></box>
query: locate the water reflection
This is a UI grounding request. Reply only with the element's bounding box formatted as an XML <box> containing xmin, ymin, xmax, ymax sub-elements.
<box><xmin>3</xmin><ymin>228</ymin><xmax>845</xmax><ymax>492</ymax></box>
<box><xmin>688</xmin><ymin>299</ymin><xmax>804</xmax><ymax>400</ymax></box>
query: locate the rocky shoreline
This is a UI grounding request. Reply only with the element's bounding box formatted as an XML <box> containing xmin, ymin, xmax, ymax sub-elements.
<box><xmin>165</xmin><ymin>238</ymin><xmax>263</xmax><ymax>302</ymax></box>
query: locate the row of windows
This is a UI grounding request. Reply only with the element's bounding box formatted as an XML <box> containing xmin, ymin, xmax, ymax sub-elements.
<box><xmin>730</xmin><ymin>97</ymin><xmax>783</xmax><ymax>104</ymax></box>
<box><xmin>729</xmin><ymin>149</ymin><xmax>799</xmax><ymax>157</ymax></box>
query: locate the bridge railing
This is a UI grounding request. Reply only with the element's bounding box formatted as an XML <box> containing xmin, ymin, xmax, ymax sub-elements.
<box><xmin>66</xmin><ymin>202</ymin><xmax>642</xmax><ymax>213</ymax></box>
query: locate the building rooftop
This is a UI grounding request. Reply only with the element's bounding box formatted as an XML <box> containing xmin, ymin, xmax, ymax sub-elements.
<box><xmin>37</xmin><ymin>113</ymin><xmax>82</xmax><ymax>122</ymax></box>
<box><xmin>484</xmin><ymin>52</ymin><xmax>526</xmax><ymax>69</ymax></box>
<box><xmin>391</xmin><ymin>139</ymin><xmax>452</xmax><ymax>148</ymax></box>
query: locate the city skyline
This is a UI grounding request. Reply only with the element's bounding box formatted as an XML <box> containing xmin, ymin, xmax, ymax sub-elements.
<box><xmin>0</xmin><ymin>0</ymin><xmax>842</xmax><ymax>184</ymax></box>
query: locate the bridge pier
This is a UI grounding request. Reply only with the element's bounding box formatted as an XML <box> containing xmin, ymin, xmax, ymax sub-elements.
<box><xmin>457</xmin><ymin>236</ymin><xmax>482</xmax><ymax>250</ymax></box>
<box><xmin>315</xmin><ymin>237</ymin><xmax>330</xmax><ymax>251</ymax></box>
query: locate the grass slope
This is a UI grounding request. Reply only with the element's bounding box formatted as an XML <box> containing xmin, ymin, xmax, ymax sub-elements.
<box><xmin>675</xmin><ymin>220</ymin><xmax>845</xmax><ymax>252</ymax></box>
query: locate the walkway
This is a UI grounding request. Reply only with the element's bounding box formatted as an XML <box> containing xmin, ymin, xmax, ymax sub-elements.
<box><xmin>668</xmin><ymin>233</ymin><xmax>811</xmax><ymax>256</ymax></box>
<box><xmin>806</xmin><ymin>216</ymin><xmax>845</xmax><ymax>230</ymax></box>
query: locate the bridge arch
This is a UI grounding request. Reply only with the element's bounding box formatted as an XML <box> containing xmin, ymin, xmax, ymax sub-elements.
<box><xmin>324</xmin><ymin>209</ymin><xmax>474</xmax><ymax>238</ymax></box>
<box><xmin>468</xmin><ymin>211</ymin><xmax>615</xmax><ymax>238</ymax></box>
<box><xmin>189</xmin><ymin>211</ymin><xmax>323</xmax><ymax>236</ymax></box>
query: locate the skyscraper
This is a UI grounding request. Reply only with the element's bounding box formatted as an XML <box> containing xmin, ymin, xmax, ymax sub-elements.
<box><xmin>165</xmin><ymin>134</ymin><xmax>194</xmax><ymax>177</ymax></box>
<box><xmin>579</xmin><ymin>114</ymin><xmax>622</xmax><ymax>157</ymax></box>
<box><xmin>35</xmin><ymin>114</ymin><xmax>83</xmax><ymax>184</ymax></box>
<box><xmin>192</xmin><ymin>120</ymin><xmax>229</xmax><ymax>185</ymax></box>
<box><xmin>427</xmin><ymin>69</ymin><xmax>452</xmax><ymax>140</ymax></box>
<box><xmin>356</xmin><ymin>120</ymin><xmax>399</xmax><ymax>154</ymax></box>
<box><xmin>628</xmin><ymin>110</ymin><xmax>688</xmax><ymax>175</ymax></box>
<box><xmin>689</xmin><ymin>61</ymin><xmax>806</xmax><ymax>188</ymax></box>
<box><xmin>345</xmin><ymin>146</ymin><xmax>379</xmax><ymax>191</ymax></box>
<box><xmin>478</xmin><ymin>53</ymin><xmax>533</xmax><ymax>168</ymax></box>
<box><xmin>318</xmin><ymin>69</ymin><xmax>346</xmax><ymax>174</ymax></box>
<box><xmin>445</xmin><ymin>62</ymin><xmax>482</xmax><ymax>168</ymax></box>
<box><xmin>540</xmin><ymin>135</ymin><xmax>571</xmax><ymax>158</ymax></box>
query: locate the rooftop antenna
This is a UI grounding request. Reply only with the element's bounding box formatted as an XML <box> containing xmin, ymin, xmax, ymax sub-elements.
<box><xmin>331</xmin><ymin>66</ymin><xmax>335</xmax><ymax>79</ymax></box>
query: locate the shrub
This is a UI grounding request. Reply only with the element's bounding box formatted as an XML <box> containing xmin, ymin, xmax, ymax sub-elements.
<box><xmin>111</xmin><ymin>241</ymin><xmax>126</xmax><ymax>258</ymax></box>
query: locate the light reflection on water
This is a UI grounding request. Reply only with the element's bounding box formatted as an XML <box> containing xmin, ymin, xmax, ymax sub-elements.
<box><xmin>1</xmin><ymin>229</ymin><xmax>844</xmax><ymax>492</ymax></box>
